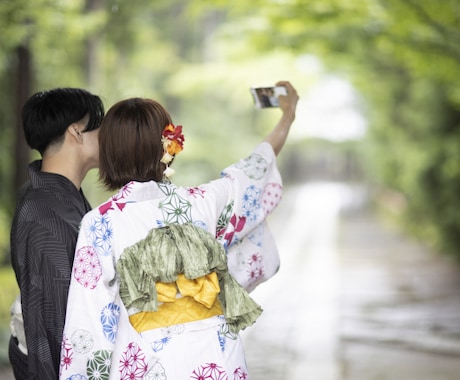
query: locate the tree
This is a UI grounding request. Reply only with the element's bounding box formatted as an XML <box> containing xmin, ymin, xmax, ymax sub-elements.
<box><xmin>231</xmin><ymin>0</ymin><xmax>460</xmax><ymax>256</ymax></box>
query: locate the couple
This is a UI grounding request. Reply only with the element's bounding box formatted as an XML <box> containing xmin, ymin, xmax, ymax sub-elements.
<box><xmin>10</xmin><ymin>83</ymin><xmax>298</xmax><ymax>379</ymax></box>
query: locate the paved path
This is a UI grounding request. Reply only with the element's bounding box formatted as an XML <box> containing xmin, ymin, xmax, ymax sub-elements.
<box><xmin>242</xmin><ymin>182</ymin><xmax>460</xmax><ymax>380</ymax></box>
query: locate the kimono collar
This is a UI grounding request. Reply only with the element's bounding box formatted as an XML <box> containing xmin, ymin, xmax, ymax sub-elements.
<box><xmin>99</xmin><ymin>181</ymin><xmax>176</xmax><ymax>215</ymax></box>
<box><xmin>28</xmin><ymin>160</ymin><xmax>90</xmax><ymax>213</ymax></box>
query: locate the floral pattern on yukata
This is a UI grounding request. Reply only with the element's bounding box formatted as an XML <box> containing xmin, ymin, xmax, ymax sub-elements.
<box><xmin>159</xmin><ymin>191</ymin><xmax>192</xmax><ymax>224</ymax></box>
<box><xmin>262</xmin><ymin>183</ymin><xmax>282</xmax><ymax>215</ymax></box>
<box><xmin>71</xmin><ymin>329</ymin><xmax>94</xmax><ymax>354</ymax></box>
<box><xmin>247</xmin><ymin>251</ymin><xmax>264</xmax><ymax>285</ymax></box>
<box><xmin>98</xmin><ymin>182</ymin><xmax>133</xmax><ymax>215</ymax></box>
<box><xmin>73</xmin><ymin>246</ymin><xmax>102</xmax><ymax>289</ymax></box>
<box><xmin>87</xmin><ymin>349</ymin><xmax>112</xmax><ymax>380</ymax></box>
<box><xmin>247</xmin><ymin>224</ymin><xmax>264</xmax><ymax>247</ymax></box>
<box><xmin>216</xmin><ymin>202</ymin><xmax>233</xmax><ymax>239</ymax></box>
<box><xmin>157</xmin><ymin>182</ymin><xmax>174</xmax><ymax>196</ymax></box>
<box><xmin>65</xmin><ymin>375</ymin><xmax>87</xmax><ymax>380</ymax></box>
<box><xmin>233</xmin><ymin>367</ymin><xmax>249</xmax><ymax>380</ymax></box>
<box><xmin>234</xmin><ymin>152</ymin><xmax>268</xmax><ymax>180</ymax></box>
<box><xmin>216</xmin><ymin>203</ymin><xmax>248</xmax><ymax>249</ymax></box>
<box><xmin>144</xmin><ymin>361</ymin><xmax>167</xmax><ymax>380</ymax></box>
<box><xmin>60</xmin><ymin>336</ymin><xmax>73</xmax><ymax>373</ymax></box>
<box><xmin>228</xmin><ymin>214</ymin><xmax>246</xmax><ymax>249</ymax></box>
<box><xmin>190</xmin><ymin>363</ymin><xmax>228</xmax><ymax>380</ymax></box>
<box><xmin>187</xmin><ymin>186</ymin><xmax>206</xmax><ymax>198</ymax></box>
<box><xmin>241</xmin><ymin>185</ymin><xmax>262</xmax><ymax>222</ymax></box>
<box><xmin>228</xmin><ymin>225</ymin><xmax>265</xmax><ymax>287</ymax></box>
<box><xmin>193</xmin><ymin>220</ymin><xmax>208</xmax><ymax>231</ymax></box>
<box><xmin>86</xmin><ymin>213</ymin><xmax>113</xmax><ymax>256</ymax></box>
<box><xmin>230</xmin><ymin>243</ymin><xmax>246</xmax><ymax>272</ymax></box>
<box><xmin>217</xmin><ymin>323</ymin><xmax>238</xmax><ymax>353</ymax></box>
<box><xmin>151</xmin><ymin>324</ymin><xmax>185</xmax><ymax>353</ymax></box>
<box><xmin>119</xmin><ymin>342</ymin><xmax>148</xmax><ymax>380</ymax></box>
<box><xmin>101</xmin><ymin>302</ymin><xmax>121</xmax><ymax>343</ymax></box>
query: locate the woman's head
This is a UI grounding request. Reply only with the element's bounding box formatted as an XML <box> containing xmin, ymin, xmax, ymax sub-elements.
<box><xmin>98</xmin><ymin>98</ymin><xmax>173</xmax><ymax>190</ymax></box>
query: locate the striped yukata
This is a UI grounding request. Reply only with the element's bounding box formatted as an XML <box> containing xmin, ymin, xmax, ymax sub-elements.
<box><xmin>9</xmin><ymin>160</ymin><xmax>92</xmax><ymax>379</ymax></box>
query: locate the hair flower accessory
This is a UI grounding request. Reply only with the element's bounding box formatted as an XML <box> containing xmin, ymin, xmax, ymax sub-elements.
<box><xmin>161</xmin><ymin>123</ymin><xmax>184</xmax><ymax>179</ymax></box>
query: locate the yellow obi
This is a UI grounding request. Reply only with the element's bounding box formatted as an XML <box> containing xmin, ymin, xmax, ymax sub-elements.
<box><xmin>129</xmin><ymin>272</ymin><xmax>223</xmax><ymax>332</ymax></box>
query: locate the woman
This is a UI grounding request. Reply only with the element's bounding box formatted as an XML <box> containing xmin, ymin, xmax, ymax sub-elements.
<box><xmin>60</xmin><ymin>81</ymin><xmax>298</xmax><ymax>379</ymax></box>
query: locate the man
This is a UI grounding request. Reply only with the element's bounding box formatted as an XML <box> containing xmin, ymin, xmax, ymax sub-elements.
<box><xmin>9</xmin><ymin>88</ymin><xmax>104</xmax><ymax>379</ymax></box>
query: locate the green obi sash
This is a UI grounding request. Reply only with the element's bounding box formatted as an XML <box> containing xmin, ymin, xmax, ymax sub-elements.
<box><xmin>117</xmin><ymin>223</ymin><xmax>262</xmax><ymax>333</ymax></box>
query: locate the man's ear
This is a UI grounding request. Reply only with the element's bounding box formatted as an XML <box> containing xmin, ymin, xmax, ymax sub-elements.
<box><xmin>68</xmin><ymin>124</ymin><xmax>83</xmax><ymax>142</ymax></box>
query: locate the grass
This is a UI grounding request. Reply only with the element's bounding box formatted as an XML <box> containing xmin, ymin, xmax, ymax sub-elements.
<box><xmin>0</xmin><ymin>266</ymin><xmax>18</xmax><ymax>367</ymax></box>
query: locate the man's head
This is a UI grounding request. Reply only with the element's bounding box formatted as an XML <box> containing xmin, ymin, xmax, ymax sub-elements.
<box><xmin>21</xmin><ymin>88</ymin><xmax>105</xmax><ymax>155</ymax></box>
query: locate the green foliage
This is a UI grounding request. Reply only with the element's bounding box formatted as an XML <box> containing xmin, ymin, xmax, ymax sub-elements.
<box><xmin>0</xmin><ymin>0</ymin><xmax>107</xmax><ymax>87</ymax></box>
<box><xmin>3</xmin><ymin>0</ymin><xmax>459</xmax><ymax>258</ymax></box>
<box><xmin>0</xmin><ymin>0</ymin><xmax>316</xmax><ymax>263</ymax></box>
<box><xmin>0</xmin><ymin>74</ymin><xmax>14</xmax><ymax>214</ymax></box>
<box><xmin>0</xmin><ymin>209</ymin><xmax>10</xmax><ymax>266</ymax></box>
<box><xmin>238</xmin><ymin>0</ymin><xmax>460</xmax><ymax>256</ymax></box>
<box><xmin>0</xmin><ymin>267</ymin><xmax>17</xmax><ymax>322</ymax></box>
<box><xmin>0</xmin><ymin>266</ymin><xmax>18</xmax><ymax>365</ymax></box>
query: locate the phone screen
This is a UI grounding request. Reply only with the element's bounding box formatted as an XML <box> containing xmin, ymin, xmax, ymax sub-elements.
<box><xmin>250</xmin><ymin>86</ymin><xmax>287</xmax><ymax>108</ymax></box>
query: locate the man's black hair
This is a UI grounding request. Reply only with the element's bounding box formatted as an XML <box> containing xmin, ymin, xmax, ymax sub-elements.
<box><xmin>21</xmin><ymin>88</ymin><xmax>105</xmax><ymax>154</ymax></box>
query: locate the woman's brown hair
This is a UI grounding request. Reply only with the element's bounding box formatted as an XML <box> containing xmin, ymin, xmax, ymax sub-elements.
<box><xmin>99</xmin><ymin>98</ymin><xmax>173</xmax><ymax>190</ymax></box>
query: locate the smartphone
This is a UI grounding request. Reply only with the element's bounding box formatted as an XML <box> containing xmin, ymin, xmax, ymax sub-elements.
<box><xmin>250</xmin><ymin>86</ymin><xmax>287</xmax><ymax>108</ymax></box>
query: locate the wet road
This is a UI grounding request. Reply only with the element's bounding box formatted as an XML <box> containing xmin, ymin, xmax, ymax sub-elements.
<box><xmin>242</xmin><ymin>182</ymin><xmax>460</xmax><ymax>380</ymax></box>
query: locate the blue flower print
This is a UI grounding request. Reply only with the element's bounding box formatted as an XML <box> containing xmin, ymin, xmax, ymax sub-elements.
<box><xmin>156</xmin><ymin>220</ymin><xmax>166</xmax><ymax>228</ymax></box>
<box><xmin>87</xmin><ymin>213</ymin><xmax>113</xmax><ymax>256</ymax></box>
<box><xmin>242</xmin><ymin>185</ymin><xmax>262</xmax><ymax>222</ymax></box>
<box><xmin>193</xmin><ymin>220</ymin><xmax>208</xmax><ymax>231</ymax></box>
<box><xmin>217</xmin><ymin>331</ymin><xmax>226</xmax><ymax>352</ymax></box>
<box><xmin>66</xmin><ymin>375</ymin><xmax>87</xmax><ymax>380</ymax></box>
<box><xmin>100</xmin><ymin>303</ymin><xmax>120</xmax><ymax>343</ymax></box>
<box><xmin>248</xmin><ymin>223</ymin><xmax>264</xmax><ymax>247</ymax></box>
<box><xmin>151</xmin><ymin>324</ymin><xmax>184</xmax><ymax>352</ymax></box>
<box><xmin>152</xmin><ymin>336</ymin><xmax>171</xmax><ymax>353</ymax></box>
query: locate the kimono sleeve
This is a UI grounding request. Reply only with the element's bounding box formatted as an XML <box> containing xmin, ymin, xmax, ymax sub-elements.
<box><xmin>215</xmin><ymin>142</ymin><xmax>283</xmax><ymax>292</ymax></box>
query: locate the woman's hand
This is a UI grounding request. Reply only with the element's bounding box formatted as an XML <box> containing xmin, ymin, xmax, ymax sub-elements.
<box><xmin>264</xmin><ymin>81</ymin><xmax>299</xmax><ymax>156</ymax></box>
<box><xmin>276</xmin><ymin>81</ymin><xmax>299</xmax><ymax>122</ymax></box>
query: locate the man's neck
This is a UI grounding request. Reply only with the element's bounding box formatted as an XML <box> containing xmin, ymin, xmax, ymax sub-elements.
<box><xmin>41</xmin><ymin>154</ymin><xmax>85</xmax><ymax>190</ymax></box>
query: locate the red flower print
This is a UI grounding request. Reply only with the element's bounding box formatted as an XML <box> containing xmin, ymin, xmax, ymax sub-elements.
<box><xmin>119</xmin><ymin>342</ymin><xmax>147</xmax><ymax>380</ymax></box>
<box><xmin>190</xmin><ymin>362</ymin><xmax>228</xmax><ymax>380</ymax></box>
<box><xmin>187</xmin><ymin>187</ymin><xmax>206</xmax><ymax>198</ymax></box>
<box><xmin>60</xmin><ymin>336</ymin><xmax>73</xmax><ymax>372</ymax></box>
<box><xmin>233</xmin><ymin>367</ymin><xmax>248</xmax><ymax>380</ymax></box>
<box><xmin>224</xmin><ymin>214</ymin><xmax>246</xmax><ymax>247</ymax></box>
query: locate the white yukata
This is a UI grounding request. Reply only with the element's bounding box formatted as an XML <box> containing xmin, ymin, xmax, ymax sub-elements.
<box><xmin>60</xmin><ymin>142</ymin><xmax>283</xmax><ymax>380</ymax></box>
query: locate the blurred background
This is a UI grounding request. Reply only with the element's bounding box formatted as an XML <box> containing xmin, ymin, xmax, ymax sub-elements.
<box><xmin>1</xmin><ymin>0</ymin><xmax>460</xmax><ymax>378</ymax></box>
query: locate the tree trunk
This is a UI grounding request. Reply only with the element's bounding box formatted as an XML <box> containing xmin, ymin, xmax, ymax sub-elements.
<box><xmin>84</xmin><ymin>0</ymin><xmax>105</xmax><ymax>87</ymax></box>
<box><xmin>14</xmin><ymin>45</ymin><xmax>32</xmax><ymax>200</ymax></box>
